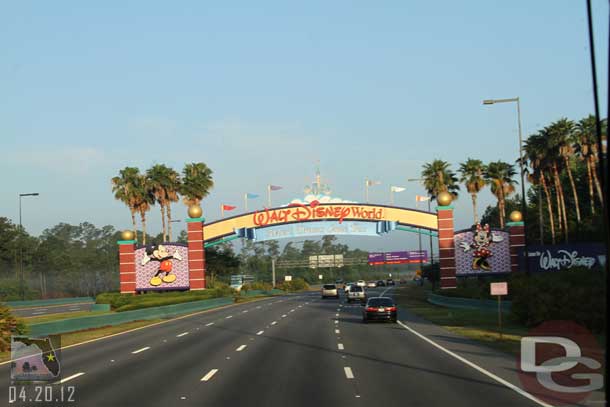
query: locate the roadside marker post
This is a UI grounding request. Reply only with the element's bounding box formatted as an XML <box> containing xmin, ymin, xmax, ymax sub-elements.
<box><xmin>490</xmin><ymin>282</ymin><xmax>508</xmax><ymax>339</ymax></box>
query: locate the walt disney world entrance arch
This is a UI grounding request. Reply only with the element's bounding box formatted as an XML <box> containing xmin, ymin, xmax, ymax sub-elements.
<box><xmin>117</xmin><ymin>191</ymin><xmax>526</xmax><ymax>294</ymax></box>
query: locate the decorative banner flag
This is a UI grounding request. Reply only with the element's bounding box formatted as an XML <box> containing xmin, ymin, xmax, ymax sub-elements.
<box><xmin>221</xmin><ymin>204</ymin><xmax>237</xmax><ymax>218</ymax></box>
<box><xmin>416</xmin><ymin>195</ymin><xmax>431</xmax><ymax>202</ymax></box>
<box><xmin>244</xmin><ymin>193</ymin><xmax>259</xmax><ymax>211</ymax></box>
<box><xmin>269</xmin><ymin>185</ymin><xmax>283</xmax><ymax>191</ymax></box>
<box><xmin>246</xmin><ymin>193</ymin><xmax>259</xmax><ymax>199</ymax></box>
<box><xmin>391</xmin><ymin>186</ymin><xmax>406</xmax><ymax>192</ymax></box>
<box><xmin>267</xmin><ymin>185</ymin><xmax>283</xmax><ymax>207</ymax></box>
<box><xmin>366</xmin><ymin>179</ymin><xmax>381</xmax><ymax>186</ymax></box>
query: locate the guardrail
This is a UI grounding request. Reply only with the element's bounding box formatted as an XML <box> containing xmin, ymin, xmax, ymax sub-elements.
<box><xmin>427</xmin><ymin>293</ymin><xmax>511</xmax><ymax>313</ymax></box>
<box><xmin>28</xmin><ymin>289</ymin><xmax>282</xmax><ymax>337</ymax></box>
<box><xmin>6</xmin><ymin>297</ymin><xmax>94</xmax><ymax>308</ymax></box>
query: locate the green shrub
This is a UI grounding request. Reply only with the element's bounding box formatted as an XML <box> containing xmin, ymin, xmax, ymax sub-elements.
<box><xmin>242</xmin><ymin>281</ymin><xmax>273</xmax><ymax>291</ymax></box>
<box><xmin>0</xmin><ymin>279</ymin><xmax>40</xmax><ymax>301</ymax></box>
<box><xmin>277</xmin><ymin>278</ymin><xmax>309</xmax><ymax>292</ymax></box>
<box><xmin>0</xmin><ymin>303</ymin><xmax>27</xmax><ymax>352</ymax></box>
<box><xmin>510</xmin><ymin>268</ymin><xmax>605</xmax><ymax>333</ymax></box>
<box><xmin>96</xmin><ymin>287</ymin><xmax>233</xmax><ymax>312</ymax></box>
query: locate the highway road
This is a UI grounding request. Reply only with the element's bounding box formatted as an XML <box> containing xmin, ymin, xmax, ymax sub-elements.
<box><xmin>10</xmin><ymin>302</ymin><xmax>94</xmax><ymax>318</ymax></box>
<box><xmin>2</xmin><ymin>288</ymin><xmax>555</xmax><ymax>407</ymax></box>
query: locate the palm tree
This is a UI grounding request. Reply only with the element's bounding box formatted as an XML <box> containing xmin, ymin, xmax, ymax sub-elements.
<box><xmin>146</xmin><ymin>164</ymin><xmax>181</xmax><ymax>242</ymax></box>
<box><xmin>575</xmin><ymin>115</ymin><xmax>604</xmax><ymax>212</ymax></box>
<box><xmin>548</xmin><ymin>118</ymin><xmax>581</xmax><ymax>223</ymax></box>
<box><xmin>524</xmin><ymin>133</ymin><xmax>556</xmax><ymax>244</ymax></box>
<box><xmin>542</xmin><ymin>126</ymin><xmax>569</xmax><ymax>239</ymax></box>
<box><xmin>484</xmin><ymin>161</ymin><xmax>517</xmax><ymax>228</ymax></box>
<box><xmin>458</xmin><ymin>158</ymin><xmax>485</xmax><ymax>224</ymax></box>
<box><xmin>180</xmin><ymin>162</ymin><xmax>214</xmax><ymax>206</ymax></box>
<box><xmin>111</xmin><ymin>167</ymin><xmax>141</xmax><ymax>240</ymax></box>
<box><xmin>421</xmin><ymin>159</ymin><xmax>460</xmax><ymax>202</ymax></box>
<box><xmin>133</xmin><ymin>175</ymin><xmax>155</xmax><ymax>245</ymax></box>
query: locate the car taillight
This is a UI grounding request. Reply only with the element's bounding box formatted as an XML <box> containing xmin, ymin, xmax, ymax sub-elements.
<box><xmin>387</xmin><ymin>306</ymin><xmax>396</xmax><ymax>311</ymax></box>
<box><xmin>366</xmin><ymin>307</ymin><xmax>377</xmax><ymax>312</ymax></box>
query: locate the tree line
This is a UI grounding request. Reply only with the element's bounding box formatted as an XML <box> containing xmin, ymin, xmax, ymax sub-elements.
<box><xmin>420</xmin><ymin>114</ymin><xmax>606</xmax><ymax>243</ymax></box>
<box><xmin>111</xmin><ymin>162</ymin><xmax>214</xmax><ymax>244</ymax></box>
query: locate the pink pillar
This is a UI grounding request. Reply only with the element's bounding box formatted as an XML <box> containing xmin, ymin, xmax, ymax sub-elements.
<box><xmin>187</xmin><ymin>217</ymin><xmax>206</xmax><ymax>290</ymax></box>
<box><xmin>507</xmin><ymin>221</ymin><xmax>525</xmax><ymax>272</ymax></box>
<box><xmin>437</xmin><ymin>206</ymin><xmax>457</xmax><ymax>289</ymax></box>
<box><xmin>118</xmin><ymin>240</ymin><xmax>136</xmax><ymax>294</ymax></box>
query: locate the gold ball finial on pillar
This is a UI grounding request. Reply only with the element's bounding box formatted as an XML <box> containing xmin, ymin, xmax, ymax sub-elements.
<box><xmin>509</xmin><ymin>210</ymin><xmax>523</xmax><ymax>222</ymax></box>
<box><xmin>436</xmin><ymin>191</ymin><xmax>453</xmax><ymax>206</ymax></box>
<box><xmin>188</xmin><ymin>205</ymin><xmax>203</xmax><ymax>219</ymax></box>
<box><xmin>121</xmin><ymin>230</ymin><xmax>135</xmax><ymax>241</ymax></box>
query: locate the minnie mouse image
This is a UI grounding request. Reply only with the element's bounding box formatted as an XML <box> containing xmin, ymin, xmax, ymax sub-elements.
<box><xmin>141</xmin><ymin>244</ymin><xmax>183</xmax><ymax>286</ymax></box>
<box><xmin>459</xmin><ymin>223</ymin><xmax>504</xmax><ymax>271</ymax></box>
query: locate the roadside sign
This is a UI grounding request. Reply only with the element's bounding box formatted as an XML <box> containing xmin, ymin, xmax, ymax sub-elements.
<box><xmin>318</xmin><ymin>274</ymin><xmax>323</xmax><ymax>280</ymax></box>
<box><xmin>490</xmin><ymin>282</ymin><xmax>508</xmax><ymax>296</ymax></box>
<box><xmin>284</xmin><ymin>275</ymin><xmax>292</xmax><ymax>282</ymax></box>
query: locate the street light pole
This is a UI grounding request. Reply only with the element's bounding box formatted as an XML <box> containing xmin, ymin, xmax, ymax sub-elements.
<box><xmin>19</xmin><ymin>193</ymin><xmax>39</xmax><ymax>300</ymax></box>
<box><xmin>407</xmin><ymin>178</ymin><xmax>434</xmax><ymax>265</ymax></box>
<box><xmin>483</xmin><ymin>98</ymin><xmax>530</xmax><ymax>274</ymax></box>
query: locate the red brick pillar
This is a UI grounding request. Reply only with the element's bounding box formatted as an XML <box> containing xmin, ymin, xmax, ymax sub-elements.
<box><xmin>437</xmin><ymin>206</ymin><xmax>457</xmax><ymax>289</ymax></box>
<box><xmin>507</xmin><ymin>221</ymin><xmax>525</xmax><ymax>273</ymax></box>
<box><xmin>186</xmin><ymin>216</ymin><xmax>206</xmax><ymax>290</ymax></box>
<box><xmin>118</xmin><ymin>239</ymin><xmax>136</xmax><ymax>294</ymax></box>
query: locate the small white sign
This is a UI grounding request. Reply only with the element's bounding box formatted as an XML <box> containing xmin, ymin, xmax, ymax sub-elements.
<box><xmin>490</xmin><ymin>282</ymin><xmax>508</xmax><ymax>296</ymax></box>
<box><xmin>284</xmin><ymin>275</ymin><xmax>292</xmax><ymax>282</ymax></box>
<box><xmin>318</xmin><ymin>274</ymin><xmax>323</xmax><ymax>280</ymax></box>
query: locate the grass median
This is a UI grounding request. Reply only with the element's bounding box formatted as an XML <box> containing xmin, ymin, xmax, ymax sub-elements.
<box><xmin>393</xmin><ymin>283</ymin><xmax>527</xmax><ymax>355</ymax></box>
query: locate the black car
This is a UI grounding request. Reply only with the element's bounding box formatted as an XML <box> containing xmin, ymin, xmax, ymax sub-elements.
<box><xmin>386</xmin><ymin>279</ymin><xmax>395</xmax><ymax>286</ymax></box>
<box><xmin>362</xmin><ymin>297</ymin><xmax>397</xmax><ymax>323</ymax></box>
<box><xmin>376</xmin><ymin>280</ymin><xmax>386</xmax><ymax>287</ymax></box>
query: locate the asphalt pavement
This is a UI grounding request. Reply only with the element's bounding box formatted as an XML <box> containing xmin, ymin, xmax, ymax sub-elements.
<box><xmin>11</xmin><ymin>303</ymin><xmax>94</xmax><ymax>318</ymax></box>
<box><xmin>1</xmin><ymin>288</ymin><xmax>561</xmax><ymax>406</ymax></box>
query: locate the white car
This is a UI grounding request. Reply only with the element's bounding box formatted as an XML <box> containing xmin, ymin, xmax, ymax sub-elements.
<box><xmin>367</xmin><ymin>281</ymin><xmax>377</xmax><ymax>288</ymax></box>
<box><xmin>356</xmin><ymin>280</ymin><xmax>366</xmax><ymax>287</ymax></box>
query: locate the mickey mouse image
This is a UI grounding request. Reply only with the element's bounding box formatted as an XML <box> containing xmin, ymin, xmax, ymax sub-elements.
<box><xmin>459</xmin><ymin>223</ymin><xmax>504</xmax><ymax>271</ymax></box>
<box><xmin>141</xmin><ymin>244</ymin><xmax>182</xmax><ymax>286</ymax></box>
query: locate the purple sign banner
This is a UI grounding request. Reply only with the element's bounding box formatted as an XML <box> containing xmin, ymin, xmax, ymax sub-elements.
<box><xmin>519</xmin><ymin>243</ymin><xmax>606</xmax><ymax>273</ymax></box>
<box><xmin>368</xmin><ymin>250</ymin><xmax>428</xmax><ymax>265</ymax></box>
<box><xmin>407</xmin><ymin>250</ymin><xmax>428</xmax><ymax>262</ymax></box>
<box><xmin>385</xmin><ymin>251</ymin><xmax>410</xmax><ymax>264</ymax></box>
<box><xmin>368</xmin><ymin>252</ymin><xmax>385</xmax><ymax>265</ymax></box>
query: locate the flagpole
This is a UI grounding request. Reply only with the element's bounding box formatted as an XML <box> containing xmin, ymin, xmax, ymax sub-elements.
<box><xmin>267</xmin><ymin>185</ymin><xmax>271</xmax><ymax>208</ymax></box>
<box><xmin>390</xmin><ymin>187</ymin><xmax>394</xmax><ymax>205</ymax></box>
<box><xmin>365</xmin><ymin>178</ymin><xmax>369</xmax><ymax>203</ymax></box>
<box><xmin>221</xmin><ymin>204</ymin><xmax>224</xmax><ymax>218</ymax></box>
<box><xmin>244</xmin><ymin>193</ymin><xmax>248</xmax><ymax>212</ymax></box>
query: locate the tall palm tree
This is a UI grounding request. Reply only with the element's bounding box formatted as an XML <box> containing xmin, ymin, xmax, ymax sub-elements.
<box><xmin>421</xmin><ymin>159</ymin><xmax>460</xmax><ymax>202</ymax></box>
<box><xmin>180</xmin><ymin>162</ymin><xmax>214</xmax><ymax>206</ymax></box>
<box><xmin>524</xmin><ymin>133</ymin><xmax>556</xmax><ymax>244</ymax></box>
<box><xmin>542</xmin><ymin>126</ymin><xmax>569</xmax><ymax>239</ymax></box>
<box><xmin>458</xmin><ymin>158</ymin><xmax>485</xmax><ymax>224</ymax></box>
<box><xmin>133</xmin><ymin>174</ymin><xmax>155</xmax><ymax>245</ymax></box>
<box><xmin>575</xmin><ymin>115</ymin><xmax>604</xmax><ymax>212</ymax></box>
<box><xmin>146</xmin><ymin>164</ymin><xmax>181</xmax><ymax>242</ymax></box>
<box><xmin>111</xmin><ymin>167</ymin><xmax>141</xmax><ymax>240</ymax></box>
<box><xmin>548</xmin><ymin>118</ymin><xmax>581</xmax><ymax>223</ymax></box>
<box><xmin>484</xmin><ymin>161</ymin><xmax>517</xmax><ymax>228</ymax></box>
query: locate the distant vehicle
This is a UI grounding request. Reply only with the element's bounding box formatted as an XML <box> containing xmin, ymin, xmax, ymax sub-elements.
<box><xmin>356</xmin><ymin>280</ymin><xmax>366</xmax><ymax>287</ymax></box>
<box><xmin>376</xmin><ymin>280</ymin><xmax>386</xmax><ymax>287</ymax></box>
<box><xmin>347</xmin><ymin>285</ymin><xmax>366</xmax><ymax>304</ymax></box>
<box><xmin>321</xmin><ymin>284</ymin><xmax>339</xmax><ymax>299</ymax></box>
<box><xmin>344</xmin><ymin>283</ymin><xmax>354</xmax><ymax>293</ymax></box>
<box><xmin>230</xmin><ymin>274</ymin><xmax>255</xmax><ymax>291</ymax></box>
<box><xmin>367</xmin><ymin>281</ymin><xmax>377</xmax><ymax>288</ymax></box>
<box><xmin>362</xmin><ymin>297</ymin><xmax>397</xmax><ymax>323</ymax></box>
<box><xmin>386</xmin><ymin>279</ymin><xmax>395</xmax><ymax>286</ymax></box>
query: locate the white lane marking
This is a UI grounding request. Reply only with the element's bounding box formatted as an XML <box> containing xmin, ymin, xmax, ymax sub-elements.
<box><xmin>344</xmin><ymin>367</ymin><xmax>354</xmax><ymax>379</ymax></box>
<box><xmin>242</xmin><ymin>310</ymin><xmax>248</xmax><ymax>313</ymax></box>
<box><xmin>132</xmin><ymin>347</ymin><xmax>150</xmax><ymax>354</ymax></box>
<box><xmin>236</xmin><ymin>345</ymin><xmax>247</xmax><ymax>352</ymax></box>
<box><xmin>68</xmin><ymin>307</ymin><xmax>80</xmax><ymax>311</ymax></box>
<box><xmin>290</xmin><ymin>309</ymin><xmax>295</xmax><ymax>312</ymax></box>
<box><xmin>201</xmin><ymin>369</ymin><xmax>219</xmax><ymax>382</ymax></box>
<box><xmin>176</xmin><ymin>332</ymin><xmax>189</xmax><ymax>338</ymax></box>
<box><xmin>282</xmin><ymin>314</ymin><xmax>287</xmax><ymax>318</ymax></box>
<box><xmin>226</xmin><ymin>315</ymin><xmax>233</xmax><ymax>319</ymax></box>
<box><xmin>380</xmin><ymin>286</ymin><xmax>393</xmax><ymax>296</ymax></box>
<box><xmin>396</xmin><ymin>321</ymin><xmax>552</xmax><ymax>407</ymax></box>
<box><xmin>56</xmin><ymin>372</ymin><xmax>85</xmax><ymax>384</ymax></box>
<box><xmin>335</xmin><ymin>329</ymin><xmax>340</xmax><ymax>334</ymax></box>
<box><xmin>38</xmin><ymin>308</ymin><xmax>48</xmax><ymax>311</ymax></box>
<box><xmin>256</xmin><ymin>306</ymin><xmax>262</xmax><ymax>309</ymax></box>
<box><xmin>334</xmin><ymin>320</ymin><xmax>339</xmax><ymax>324</ymax></box>
<box><xmin>257</xmin><ymin>330</ymin><xmax>264</xmax><ymax>335</ymax></box>
<box><xmin>338</xmin><ymin>343</ymin><xmax>344</xmax><ymax>350</ymax></box>
<box><xmin>298</xmin><ymin>305</ymin><xmax>303</xmax><ymax>308</ymax></box>
<box><xmin>336</xmin><ymin>313</ymin><xmax>339</xmax><ymax>316</ymax></box>
<box><xmin>206</xmin><ymin>322</ymin><xmax>214</xmax><ymax>326</ymax></box>
<box><xmin>31</xmin><ymin>311</ymin><xmax>46</xmax><ymax>315</ymax></box>
<box><xmin>271</xmin><ymin>321</ymin><xmax>277</xmax><ymax>325</ymax></box>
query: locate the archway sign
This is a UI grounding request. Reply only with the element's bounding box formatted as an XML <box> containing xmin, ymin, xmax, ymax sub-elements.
<box><xmin>116</xmin><ymin>198</ymin><xmax>526</xmax><ymax>294</ymax></box>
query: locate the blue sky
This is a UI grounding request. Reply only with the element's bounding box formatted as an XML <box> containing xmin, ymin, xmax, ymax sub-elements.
<box><xmin>1</xmin><ymin>1</ymin><xmax>608</xmax><ymax>251</ymax></box>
